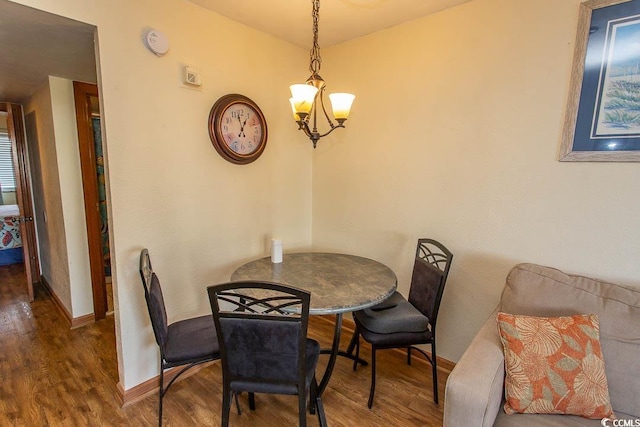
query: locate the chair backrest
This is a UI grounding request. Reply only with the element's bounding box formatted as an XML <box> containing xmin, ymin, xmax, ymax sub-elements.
<box><xmin>207</xmin><ymin>281</ymin><xmax>310</xmax><ymax>387</ymax></box>
<box><xmin>139</xmin><ymin>248</ymin><xmax>169</xmax><ymax>350</ymax></box>
<box><xmin>407</xmin><ymin>239</ymin><xmax>453</xmax><ymax>329</ymax></box>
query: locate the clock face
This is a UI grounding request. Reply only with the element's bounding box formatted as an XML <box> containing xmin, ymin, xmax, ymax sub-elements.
<box><xmin>208</xmin><ymin>94</ymin><xmax>268</xmax><ymax>164</ymax></box>
<box><xmin>220</xmin><ymin>103</ymin><xmax>264</xmax><ymax>155</ymax></box>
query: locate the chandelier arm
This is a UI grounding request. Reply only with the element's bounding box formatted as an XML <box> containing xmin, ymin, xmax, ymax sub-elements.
<box><xmin>318</xmin><ymin>89</ymin><xmax>336</xmax><ymax>129</ymax></box>
<box><xmin>314</xmin><ymin>123</ymin><xmax>344</xmax><ymax>139</ymax></box>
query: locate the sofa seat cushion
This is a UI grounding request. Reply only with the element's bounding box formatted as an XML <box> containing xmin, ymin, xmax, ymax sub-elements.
<box><xmin>493</xmin><ymin>410</ymin><xmax>626</xmax><ymax>427</ymax></box>
<box><xmin>497</xmin><ymin>312</ymin><xmax>613</xmax><ymax>419</ymax></box>
<box><xmin>500</xmin><ymin>263</ymin><xmax>640</xmax><ymax>418</ymax></box>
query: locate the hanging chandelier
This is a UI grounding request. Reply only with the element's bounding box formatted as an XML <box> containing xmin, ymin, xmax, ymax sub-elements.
<box><xmin>289</xmin><ymin>0</ymin><xmax>355</xmax><ymax>148</ymax></box>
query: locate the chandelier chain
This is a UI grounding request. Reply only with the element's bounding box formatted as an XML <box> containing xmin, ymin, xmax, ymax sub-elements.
<box><xmin>309</xmin><ymin>0</ymin><xmax>322</xmax><ymax>75</ymax></box>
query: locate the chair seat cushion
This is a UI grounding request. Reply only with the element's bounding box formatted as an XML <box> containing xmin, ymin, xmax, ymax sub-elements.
<box><xmin>368</xmin><ymin>291</ymin><xmax>407</xmax><ymax>311</ymax></box>
<box><xmin>164</xmin><ymin>315</ymin><xmax>220</xmax><ymax>364</ymax></box>
<box><xmin>355</xmin><ymin>294</ymin><xmax>429</xmax><ymax>334</ymax></box>
<box><xmin>230</xmin><ymin>338</ymin><xmax>320</xmax><ymax>395</ymax></box>
<box><xmin>357</xmin><ymin>321</ymin><xmax>432</xmax><ymax>347</ymax></box>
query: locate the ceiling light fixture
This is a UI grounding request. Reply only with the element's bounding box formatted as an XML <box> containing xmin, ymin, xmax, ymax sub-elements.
<box><xmin>289</xmin><ymin>0</ymin><xmax>355</xmax><ymax>148</ymax></box>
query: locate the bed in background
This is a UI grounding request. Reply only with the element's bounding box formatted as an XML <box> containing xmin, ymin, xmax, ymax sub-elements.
<box><xmin>0</xmin><ymin>204</ymin><xmax>23</xmax><ymax>265</ymax></box>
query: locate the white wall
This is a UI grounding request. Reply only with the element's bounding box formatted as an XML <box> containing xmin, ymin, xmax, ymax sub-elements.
<box><xmin>12</xmin><ymin>0</ymin><xmax>312</xmax><ymax>390</ymax></box>
<box><xmin>48</xmin><ymin>76</ymin><xmax>93</xmax><ymax>317</ymax></box>
<box><xmin>313</xmin><ymin>0</ymin><xmax>640</xmax><ymax>362</ymax></box>
<box><xmin>24</xmin><ymin>79</ymin><xmax>73</xmax><ymax>312</ymax></box>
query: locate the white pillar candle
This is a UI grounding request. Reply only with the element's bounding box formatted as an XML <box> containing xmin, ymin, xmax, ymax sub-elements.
<box><xmin>271</xmin><ymin>239</ymin><xmax>283</xmax><ymax>263</ymax></box>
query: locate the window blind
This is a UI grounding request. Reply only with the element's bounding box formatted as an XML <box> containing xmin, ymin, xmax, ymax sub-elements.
<box><xmin>0</xmin><ymin>131</ymin><xmax>16</xmax><ymax>192</ymax></box>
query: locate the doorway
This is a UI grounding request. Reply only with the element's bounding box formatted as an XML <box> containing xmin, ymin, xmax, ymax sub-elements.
<box><xmin>0</xmin><ymin>1</ymin><xmax>111</xmax><ymax>322</ymax></box>
<box><xmin>73</xmin><ymin>81</ymin><xmax>113</xmax><ymax>319</ymax></box>
<box><xmin>0</xmin><ymin>103</ymin><xmax>40</xmax><ymax>301</ymax></box>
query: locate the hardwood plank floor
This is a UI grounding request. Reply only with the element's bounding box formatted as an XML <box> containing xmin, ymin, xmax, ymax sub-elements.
<box><xmin>0</xmin><ymin>263</ymin><xmax>448</xmax><ymax>426</ymax></box>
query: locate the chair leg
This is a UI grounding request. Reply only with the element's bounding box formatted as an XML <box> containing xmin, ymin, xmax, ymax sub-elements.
<box><xmin>248</xmin><ymin>392</ymin><xmax>256</xmax><ymax>410</ymax></box>
<box><xmin>298</xmin><ymin>390</ymin><xmax>307</xmax><ymax>427</ymax></box>
<box><xmin>315</xmin><ymin>394</ymin><xmax>327</xmax><ymax>427</ymax></box>
<box><xmin>309</xmin><ymin>375</ymin><xmax>326</xmax><ymax>426</ymax></box>
<box><xmin>352</xmin><ymin>330</ymin><xmax>361</xmax><ymax>371</ymax></box>
<box><xmin>158</xmin><ymin>367</ymin><xmax>164</xmax><ymax>427</ymax></box>
<box><xmin>232</xmin><ymin>391</ymin><xmax>242</xmax><ymax>415</ymax></box>
<box><xmin>346</xmin><ymin>327</ymin><xmax>359</xmax><ymax>355</ymax></box>
<box><xmin>407</xmin><ymin>346</ymin><xmax>412</xmax><ymax>365</ymax></box>
<box><xmin>431</xmin><ymin>341</ymin><xmax>439</xmax><ymax>404</ymax></box>
<box><xmin>221</xmin><ymin>386</ymin><xmax>231</xmax><ymax>427</ymax></box>
<box><xmin>367</xmin><ymin>347</ymin><xmax>377</xmax><ymax>409</ymax></box>
<box><xmin>309</xmin><ymin>375</ymin><xmax>317</xmax><ymax>415</ymax></box>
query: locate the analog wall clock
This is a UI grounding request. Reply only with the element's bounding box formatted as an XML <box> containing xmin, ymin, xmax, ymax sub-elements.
<box><xmin>208</xmin><ymin>94</ymin><xmax>268</xmax><ymax>165</ymax></box>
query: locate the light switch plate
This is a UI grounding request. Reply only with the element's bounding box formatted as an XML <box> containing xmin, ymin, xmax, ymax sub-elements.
<box><xmin>183</xmin><ymin>66</ymin><xmax>202</xmax><ymax>86</ymax></box>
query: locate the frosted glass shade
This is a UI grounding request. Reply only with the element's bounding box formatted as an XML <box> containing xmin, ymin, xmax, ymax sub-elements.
<box><xmin>328</xmin><ymin>93</ymin><xmax>355</xmax><ymax>120</ymax></box>
<box><xmin>289</xmin><ymin>84</ymin><xmax>318</xmax><ymax>115</ymax></box>
<box><xmin>289</xmin><ymin>98</ymin><xmax>301</xmax><ymax>121</ymax></box>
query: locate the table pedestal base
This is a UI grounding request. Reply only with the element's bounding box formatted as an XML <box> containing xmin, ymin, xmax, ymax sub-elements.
<box><xmin>317</xmin><ymin>314</ymin><xmax>369</xmax><ymax>397</ymax></box>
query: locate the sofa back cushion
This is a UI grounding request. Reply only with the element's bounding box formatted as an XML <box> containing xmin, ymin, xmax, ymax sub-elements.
<box><xmin>499</xmin><ymin>263</ymin><xmax>640</xmax><ymax>418</ymax></box>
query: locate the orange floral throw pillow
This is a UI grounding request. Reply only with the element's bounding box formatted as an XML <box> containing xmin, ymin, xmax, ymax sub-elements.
<box><xmin>497</xmin><ymin>312</ymin><xmax>614</xmax><ymax>419</ymax></box>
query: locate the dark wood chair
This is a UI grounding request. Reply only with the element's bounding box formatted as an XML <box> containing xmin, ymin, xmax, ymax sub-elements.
<box><xmin>139</xmin><ymin>248</ymin><xmax>221</xmax><ymax>426</ymax></box>
<box><xmin>207</xmin><ymin>281</ymin><xmax>326</xmax><ymax>427</ymax></box>
<box><xmin>348</xmin><ymin>238</ymin><xmax>453</xmax><ymax>408</ymax></box>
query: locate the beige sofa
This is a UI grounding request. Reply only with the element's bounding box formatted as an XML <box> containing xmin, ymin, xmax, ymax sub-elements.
<box><xmin>444</xmin><ymin>263</ymin><xmax>640</xmax><ymax>427</ymax></box>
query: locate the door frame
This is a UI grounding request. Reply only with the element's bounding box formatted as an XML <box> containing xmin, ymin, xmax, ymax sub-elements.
<box><xmin>73</xmin><ymin>82</ymin><xmax>107</xmax><ymax>321</ymax></box>
<box><xmin>1</xmin><ymin>102</ymin><xmax>40</xmax><ymax>301</ymax></box>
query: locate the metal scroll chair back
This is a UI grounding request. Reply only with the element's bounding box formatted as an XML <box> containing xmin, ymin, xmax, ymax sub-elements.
<box><xmin>208</xmin><ymin>281</ymin><xmax>326</xmax><ymax>427</ymax></box>
<box><xmin>408</xmin><ymin>238</ymin><xmax>453</xmax><ymax>331</ymax></box>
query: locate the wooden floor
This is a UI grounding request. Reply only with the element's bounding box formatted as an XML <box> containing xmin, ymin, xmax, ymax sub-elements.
<box><xmin>0</xmin><ymin>263</ymin><xmax>449</xmax><ymax>426</ymax></box>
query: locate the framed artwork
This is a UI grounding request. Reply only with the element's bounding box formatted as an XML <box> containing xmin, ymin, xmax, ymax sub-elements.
<box><xmin>560</xmin><ymin>0</ymin><xmax>640</xmax><ymax>161</ymax></box>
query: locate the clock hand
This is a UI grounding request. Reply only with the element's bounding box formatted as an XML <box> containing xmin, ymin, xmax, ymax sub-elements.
<box><xmin>240</xmin><ymin>117</ymin><xmax>248</xmax><ymax>137</ymax></box>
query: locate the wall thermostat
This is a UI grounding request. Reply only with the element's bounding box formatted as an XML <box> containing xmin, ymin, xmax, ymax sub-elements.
<box><xmin>144</xmin><ymin>29</ymin><xmax>169</xmax><ymax>56</ymax></box>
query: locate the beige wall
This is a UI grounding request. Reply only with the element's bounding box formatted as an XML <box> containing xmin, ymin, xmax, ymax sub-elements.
<box><xmin>12</xmin><ymin>0</ymin><xmax>312</xmax><ymax>390</ymax></box>
<box><xmin>24</xmin><ymin>79</ymin><xmax>73</xmax><ymax>312</ymax></box>
<box><xmin>313</xmin><ymin>0</ymin><xmax>640</xmax><ymax>362</ymax></box>
<box><xmin>48</xmin><ymin>76</ymin><xmax>93</xmax><ymax>317</ymax></box>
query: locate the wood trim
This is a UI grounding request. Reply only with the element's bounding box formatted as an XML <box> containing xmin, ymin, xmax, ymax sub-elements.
<box><xmin>71</xmin><ymin>313</ymin><xmax>96</xmax><ymax>329</ymax></box>
<box><xmin>40</xmin><ymin>275</ymin><xmax>72</xmax><ymax>326</ymax></box>
<box><xmin>0</xmin><ymin>103</ymin><xmax>40</xmax><ymax>301</ymax></box>
<box><xmin>317</xmin><ymin>315</ymin><xmax>456</xmax><ymax>375</ymax></box>
<box><xmin>116</xmin><ymin>362</ymin><xmax>216</xmax><ymax>407</ymax></box>
<box><xmin>72</xmin><ymin>81</ymin><xmax>107</xmax><ymax>320</ymax></box>
<box><xmin>40</xmin><ymin>275</ymin><xmax>95</xmax><ymax>328</ymax></box>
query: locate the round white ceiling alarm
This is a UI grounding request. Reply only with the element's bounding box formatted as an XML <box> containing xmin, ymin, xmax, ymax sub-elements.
<box><xmin>144</xmin><ymin>29</ymin><xmax>169</xmax><ymax>56</ymax></box>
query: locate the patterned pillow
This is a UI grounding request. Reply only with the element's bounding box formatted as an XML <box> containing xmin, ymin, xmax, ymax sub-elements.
<box><xmin>496</xmin><ymin>312</ymin><xmax>614</xmax><ymax>419</ymax></box>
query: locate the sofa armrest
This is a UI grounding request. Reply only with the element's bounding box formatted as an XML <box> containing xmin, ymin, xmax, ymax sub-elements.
<box><xmin>444</xmin><ymin>309</ymin><xmax>505</xmax><ymax>427</ymax></box>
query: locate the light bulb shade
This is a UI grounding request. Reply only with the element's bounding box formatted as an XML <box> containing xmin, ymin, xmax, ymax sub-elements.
<box><xmin>289</xmin><ymin>98</ymin><xmax>301</xmax><ymax>121</ymax></box>
<box><xmin>328</xmin><ymin>93</ymin><xmax>355</xmax><ymax>120</ymax></box>
<box><xmin>289</xmin><ymin>84</ymin><xmax>318</xmax><ymax>115</ymax></box>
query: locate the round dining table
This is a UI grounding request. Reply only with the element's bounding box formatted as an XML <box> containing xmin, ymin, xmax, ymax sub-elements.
<box><xmin>231</xmin><ymin>252</ymin><xmax>397</xmax><ymax>396</ymax></box>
